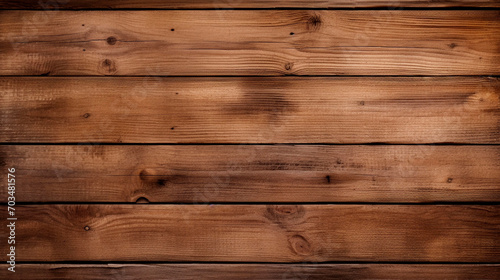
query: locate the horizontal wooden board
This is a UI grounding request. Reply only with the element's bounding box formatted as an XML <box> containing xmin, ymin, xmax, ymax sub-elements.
<box><xmin>1</xmin><ymin>77</ymin><xmax>499</xmax><ymax>143</ymax></box>
<box><xmin>0</xmin><ymin>11</ymin><xmax>498</xmax><ymax>76</ymax></box>
<box><xmin>2</xmin><ymin>205</ymin><xmax>498</xmax><ymax>262</ymax></box>
<box><xmin>2</xmin><ymin>0</ymin><xmax>500</xmax><ymax>9</ymax></box>
<box><xmin>1</xmin><ymin>264</ymin><xmax>499</xmax><ymax>279</ymax></box>
<box><xmin>1</xmin><ymin>145</ymin><xmax>499</xmax><ymax>203</ymax></box>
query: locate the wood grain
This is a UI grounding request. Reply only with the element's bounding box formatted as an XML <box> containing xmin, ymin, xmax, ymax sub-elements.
<box><xmin>1</xmin><ymin>77</ymin><xmax>499</xmax><ymax>143</ymax></box>
<box><xmin>1</xmin><ymin>264</ymin><xmax>499</xmax><ymax>280</ymax></box>
<box><xmin>0</xmin><ymin>11</ymin><xmax>498</xmax><ymax>76</ymax></box>
<box><xmin>1</xmin><ymin>0</ymin><xmax>500</xmax><ymax>9</ymax></box>
<box><xmin>1</xmin><ymin>145</ymin><xmax>499</xmax><ymax>203</ymax></box>
<box><xmin>3</xmin><ymin>205</ymin><xmax>498</xmax><ymax>262</ymax></box>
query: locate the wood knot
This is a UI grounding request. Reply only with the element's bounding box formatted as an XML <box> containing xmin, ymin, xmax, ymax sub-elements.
<box><xmin>100</xmin><ymin>59</ymin><xmax>117</xmax><ymax>74</ymax></box>
<box><xmin>284</xmin><ymin>62</ymin><xmax>294</xmax><ymax>71</ymax></box>
<box><xmin>289</xmin><ymin>235</ymin><xmax>313</xmax><ymax>256</ymax></box>
<box><xmin>107</xmin><ymin>36</ymin><xmax>117</xmax><ymax>45</ymax></box>
<box><xmin>136</xmin><ymin>197</ymin><xmax>150</xmax><ymax>203</ymax></box>
<box><xmin>307</xmin><ymin>14</ymin><xmax>322</xmax><ymax>31</ymax></box>
<box><xmin>265</xmin><ymin>205</ymin><xmax>305</xmax><ymax>227</ymax></box>
<box><xmin>83</xmin><ymin>226</ymin><xmax>90</xmax><ymax>231</ymax></box>
<box><xmin>447</xmin><ymin>178</ymin><xmax>453</xmax><ymax>183</ymax></box>
<box><xmin>448</xmin><ymin>43</ymin><xmax>457</xmax><ymax>49</ymax></box>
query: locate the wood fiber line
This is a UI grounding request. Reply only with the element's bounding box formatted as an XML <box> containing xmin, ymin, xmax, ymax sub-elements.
<box><xmin>2</xmin><ymin>205</ymin><xmax>499</xmax><ymax>262</ymax></box>
<box><xmin>1</xmin><ymin>264</ymin><xmax>499</xmax><ymax>279</ymax></box>
<box><xmin>1</xmin><ymin>77</ymin><xmax>499</xmax><ymax>143</ymax></box>
<box><xmin>1</xmin><ymin>145</ymin><xmax>499</xmax><ymax>203</ymax></box>
<box><xmin>0</xmin><ymin>11</ymin><xmax>499</xmax><ymax>76</ymax></box>
<box><xmin>1</xmin><ymin>0</ymin><xmax>500</xmax><ymax>9</ymax></box>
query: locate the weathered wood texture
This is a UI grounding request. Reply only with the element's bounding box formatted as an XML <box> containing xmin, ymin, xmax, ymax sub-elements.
<box><xmin>1</xmin><ymin>77</ymin><xmax>499</xmax><ymax>143</ymax></box>
<box><xmin>3</xmin><ymin>205</ymin><xmax>498</xmax><ymax>262</ymax></box>
<box><xmin>0</xmin><ymin>11</ymin><xmax>498</xmax><ymax>76</ymax></box>
<box><xmin>2</xmin><ymin>0</ymin><xmax>500</xmax><ymax>9</ymax></box>
<box><xmin>1</xmin><ymin>264</ymin><xmax>499</xmax><ymax>280</ymax></box>
<box><xmin>1</xmin><ymin>145</ymin><xmax>499</xmax><ymax>203</ymax></box>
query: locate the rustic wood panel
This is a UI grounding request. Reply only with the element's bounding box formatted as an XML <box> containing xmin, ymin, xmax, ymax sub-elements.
<box><xmin>1</xmin><ymin>145</ymin><xmax>499</xmax><ymax>203</ymax></box>
<box><xmin>1</xmin><ymin>77</ymin><xmax>499</xmax><ymax>143</ymax></box>
<box><xmin>4</xmin><ymin>205</ymin><xmax>499</xmax><ymax>262</ymax></box>
<box><xmin>1</xmin><ymin>264</ymin><xmax>499</xmax><ymax>280</ymax></box>
<box><xmin>0</xmin><ymin>11</ymin><xmax>498</xmax><ymax>76</ymax></box>
<box><xmin>2</xmin><ymin>0</ymin><xmax>500</xmax><ymax>9</ymax></box>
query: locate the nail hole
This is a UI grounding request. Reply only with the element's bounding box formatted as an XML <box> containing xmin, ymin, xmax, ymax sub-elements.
<box><xmin>171</xmin><ymin>28</ymin><xmax>175</xmax><ymax>31</ymax></box>
<box><xmin>447</xmin><ymin>178</ymin><xmax>453</xmax><ymax>183</ymax></box>
<box><xmin>171</xmin><ymin>127</ymin><xmax>175</xmax><ymax>130</ymax></box>
<box><xmin>84</xmin><ymin>226</ymin><xmax>90</xmax><ymax>231</ymax></box>
<box><xmin>359</xmin><ymin>101</ymin><xmax>365</xmax><ymax>106</ymax></box>
<box><xmin>82</xmin><ymin>24</ymin><xmax>85</xmax><ymax>26</ymax></box>
<box><xmin>326</xmin><ymin>175</ymin><xmax>331</xmax><ymax>183</ymax></box>
<box><xmin>290</xmin><ymin>32</ymin><xmax>295</xmax><ymax>35</ymax></box>
<box><xmin>175</xmin><ymin>92</ymin><xmax>179</xmax><ymax>95</ymax></box>
<box><xmin>82</xmin><ymin>49</ymin><xmax>86</xmax><ymax>51</ymax></box>
<box><xmin>82</xmin><ymin>113</ymin><xmax>90</xmax><ymax>118</ymax></box>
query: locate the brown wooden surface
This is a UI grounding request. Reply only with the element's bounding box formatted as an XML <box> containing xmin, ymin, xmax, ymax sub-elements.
<box><xmin>1</xmin><ymin>11</ymin><xmax>499</xmax><ymax>76</ymax></box>
<box><xmin>1</xmin><ymin>264</ymin><xmax>499</xmax><ymax>280</ymax></box>
<box><xmin>1</xmin><ymin>145</ymin><xmax>499</xmax><ymax>203</ymax></box>
<box><xmin>1</xmin><ymin>0</ymin><xmax>500</xmax><ymax>9</ymax></box>
<box><xmin>0</xmin><ymin>1</ymin><xmax>498</xmax><ymax>277</ymax></box>
<box><xmin>3</xmin><ymin>205</ymin><xmax>499</xmax><ymax>262</ymax></box>
<box><xmin>1</xmin><ymin>77</ymin><xmax>499</xmax><ymax>143</ymax></box>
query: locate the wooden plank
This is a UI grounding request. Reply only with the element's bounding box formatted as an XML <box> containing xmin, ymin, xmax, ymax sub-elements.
<box><xmin>1</xmin><ymin>0</ymin><xmax>500</xmax><ymax>9</ymax></box>
<box><xmin>0</xmin><ymin>11</ymin><xmax>498</xmax><ymax>76</ymax></box>
<box><xmin>3</xmin><ymin>205</ymin><xmax>498</xmax><ymax>262</ymax></box>
<box><xmin>1</xmin><ymin>77</ymin><xmax>499</xmax><ymax>143</ymax></box>
<box><xmin>1</xmin><ymin>145</ymin><xmax>499</xmax><ymax>203</ymax></box>
<box><xmin>1</xmin><ymin>264</ymin><xmax>499</xmax><ymax>279</ymax></box>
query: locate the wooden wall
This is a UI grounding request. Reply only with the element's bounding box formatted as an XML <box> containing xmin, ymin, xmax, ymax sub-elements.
<box><xmin>0</xmin><ymin>0</ymin><xmax>499</xmax><ymax>278</ymax></box>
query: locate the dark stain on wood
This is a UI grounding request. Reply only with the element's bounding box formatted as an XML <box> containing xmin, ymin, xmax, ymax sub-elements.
<box><xmin>225</xmin><ymin>79</ymin><xmax>297</xmax><ymax>120</ymax></box>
